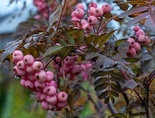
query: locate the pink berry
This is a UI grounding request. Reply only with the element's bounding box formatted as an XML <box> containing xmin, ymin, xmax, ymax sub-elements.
<box><xmin>82</xmin><ymin>23</ymin><xmax>93</xmax><ymax>33</ymax></box>
<box><xmin>23</xmin><ymin>54</ymin><xmax>34</xmax><ymax>66</ymax></box>
<box><xmin>88</xmin><ymin>7</ymin><xmax>96</xmax><ymax>16</ymax></box>
<box><xmin>46</xmin><ymin>95</ymin><xmax>57</xmax><ymax>105</ymax></box>
<box><xmin>47</xmin><ymin>80</ymin><xmax>58</xmax><ymax>88</ymax></box>
<box><xmin>25</xmin><ymin>80</ymin><xmax>34</xmax><ymax>89</ymax></box>
<box><xmin>56</xmin><ymin>101</ymin><xmax>67</xmax><ymax>108</ymax></box>
<box><xmin>71</xmin><ymin>17</ymin><xmax>80</xmax><ymax>26</ymax></box>
<box><xmin>71</xmin><ymin>65</ymin><xmax>82</xmax><ymax>75</ymax></box>
<box><xmin>26</xmin><ymin>66</ymin><xmax>35</xmax><ymax>74</ymax></box>
<box><xmin>20</xmin><ymin>79</ymin><xmax>26</xmax><ymax>87</ymax></box>
<box><xmin>46</xmin><ymin>71</ymin><xmax>54</xmax><ymax>82</ymax></box>
<box><xmin>133</xmin><ymin>42</ymin><xmax>141</xmax><ymax>52</ymax></box>
<box><xmin>64</xmin><ymin>56</ymin><xmax>75</xmax><ymax>66</ymax></box>
<box><xmin>138</xmin><ymin>35</ymin><xmax>146</xmax><ymax>43</ymax></box>
<box><xmin>35</xmin><ymin>81</ymin><xmax>46</xmax><ymax>91</ymax></box>
<box><xmin>46</xmin><ymin>86</ymin><xmax>57</xmax><ymax>96</ymax></box>
<box><xmin>127</xmin><ymin>38</ymin><xmax>135</xmax><ymax>46</ymax></box>
<box><xmin>74</xmin><ymin>8</ymin><xmax>85</xmax><ymax>19</ymax></box>
<box><xmin>95</xmin><ymin>8</ymin><xmax>103</xmax><ymax>17</ymax></box>
<box><xmin>144</xmin><ymin>36</ymin><xmax>151</xmax><ymax>45</ymax></box>
<box><xmin>16</xmin><ymin>60</ymin><xmax>25</xmax><ymax>70</ymax></box>
<box><xmin>126</xmin><ymin>47</ymin><xmax>136</xmax><ymax>57</ymax></box>
<box><xmin>12</xmin><ymin>50</ymin><xmax>24</xmax><ymax>63</ymax></box>
<box><xmin>13</xmin><ymin>66</ymin><xmax>26</xmax><ymax>76</ymax></box>
<box><xmin>136</xmin><ymin>30</ymin><xmax>145</xmax><ymax>37</ymax></box>
<box><xmin>89</xmin><ymin>2</ymin><xmax>97</xmax><ymax>8</ymax></box>
<box><xmin>71</xmin><ymin>11</ymin><xmax>76</xmax><ymax>17</ymax></box>
<box><xmin>81</xmin><ymin>71</ymin><xmax>89</xmax><ymax>81</ymax></box>
<box><xmin>27</xmin><ymin>74</ymin><xmax>36</xmax><ymax>81</ymax></box>
<box><xmin>41</xmin><ymin>101</ymin><xmax>50</xmax><ymax>110</ymax></box>
<box><xmin>102</xmin><ymin>3</ymin><xmax>111</xmax><ymax>14</ymax></box>
<box><xmin>87</xmin><ymin>16</ymin><xmax>98</xmax><ymax>26</ymax></box>
<box><xmin>76</xmin><ymin>3</ymin><xmax>84</xmax><ymax>10</ymax></box>
<box><xmin>57</xmin><ymin>91</ymin><xmax>68</xmax><ymax>102</ymax></box>
<box><xmin>133</xmin><ymin>25</ymin><xmax>140</xmax><ymax>32</ymax></box>
<box><xmin>32</xmin><ymin>61</ymin><xmax>43</xmax><ymax>72</ymax></box>
<box><xmin>40</xmin><ymin>93</ymin><xmax>47</xmax><ymax>101</ymax></box>
<box><xmin>35</xmin><ymin>70</ymin><xmax>47</xmax><ymax>82</ymax></box>
<box><xmin>80</xmin><ymin>19</ymin><xmax>87</xmax><ymax>27</ymax></box>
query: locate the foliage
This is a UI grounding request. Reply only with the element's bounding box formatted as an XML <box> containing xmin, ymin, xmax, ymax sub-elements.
<box><xmin>1</xmin><ymin>0</ymin><xmax>155</xmax><ymax>118</ymax></box>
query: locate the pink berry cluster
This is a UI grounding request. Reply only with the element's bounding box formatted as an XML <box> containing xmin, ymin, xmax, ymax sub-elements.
<box><xmin>33</xmin><ymin>0</ymin><xmax>57</xmax><ymax>19</ymax></box>
<box><xmin>126</xmin><ymin>26</ymin><xmax>151</xmax><ymax>57</ymax></box>
<box><xmin>12</xmin><ymin>50</ymin><xmax>68</xmax><ymax>111</ymax></box>
<box><xmin>53</xmin><ymin>56</ymin><xmax>92</xmax><ymax>81</ymax></box>
<box><xmin>71</xmin><ymin>2</ymin><xmax>112</xmax><ymax>33</ymax></box>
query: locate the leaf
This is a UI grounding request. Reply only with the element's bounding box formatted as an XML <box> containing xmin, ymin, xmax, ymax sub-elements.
<box><xmin>93</xmin><ymin>33</ymin><xmax>107</xmax><ymax>46</ymax></box>
<box><xmin>59</xmin><ymin>46</ymin><xmax>73</xmax><ymax>59</ymax></box>
<box><xmin>43</xmin><ymin>45</ymin><xmax>64</xmax><ymax>57</ymax></box>
<box><xmin>110</xmin><ymin>90</ymin><xmax>119</xmax><ymax>97</ymax></box>
<box><xmin>91</xmin><ymin>71</ymin><xmax>108</xmax><ymax>78</ymax></box>
<box><xmin>124</xmin><ymin>79</ymin><xmax>138</xmax><ymax>89</ymax></box>
<box><xmin>94</xmin><ymin>83</ymin><xmax>108</xmax><ymax>91</ymax></box>
<box><xmin>117</xmin><ymin>41</ymin><xmax>129</xmax><ymax>58</ymax></box>
<box><xmin>118</xmin><ymin>6</ymin><xmax>148</xmax><ymax>18</ymax></box>
<box><xmin>1</xmin><ymin>40</ymin><xmax>23</xmax><ymax>62</ymax></box>
<box><xmin>98</xmin><ymin>91</ymin><xmax>109</xmax><ymax>99</ymax></box>
<box><xmin>95</xmin><ymin>55</ymin><xmax>118</xmax><ymax>72</ymax></box>
<box><xmin>94</xmin><ymin>77</ymin><xmax>108</xmax><ymax>86</ymax></box>
<box><xmin>128</xmin><ymin>12</ymin><xmax>149</xmax><ymax>26</ymax></box>
<box><xmin>68</xmin><ymin>89</ymin><xmax>81</xmax><ymax>106</ymax></box>
<box><xmin>47</xmin><ymin>0</ymin><xmax>65</xmax><ymax>32</ymax></box>
<box><xmin>104</xmin><ymin>96</ymin><xmax>110</xmax><ymax>104</ymax></box>
<box><xmin>129</xmin><ymin>112</ymin><xmax>145</xmax><ymax>117</ymax></box>
<box><xmin>98</xmin><ymin>30</ymin><xmax>116</xmax><ymax>49</ymax></box>
<box><xmin>85</xmin><ymin>52</ymin><xmax>100</xmax><ymax>60</ymax></box>
<box><xmin>114</xmin><ymin>1</ymin><xmax>129</xmax><ymax>11</ymax></box>
<box><xmin>145</xmin><ymin>13</ymin><xmax>155</xmax><ymax>32</ymax></box>
<box><xmin>108</xmin><ymin>113</ymin><xmax>125</xmax><ymax>118</ymax></box>
<box><xmin>63</xmin><ymin>32</ymin><xmax>75</xmax><ymax>44</ymax></box>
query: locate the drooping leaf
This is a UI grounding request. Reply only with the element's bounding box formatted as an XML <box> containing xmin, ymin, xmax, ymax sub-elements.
<box><xmin>98</xmin><ymin>91</ymin><xmax>109</xmax><ymax>99</ymax></box>
<box><xmin>145</xmin><ymin>13</ymin><xmax>155</xmax><ymax>32</ymax></box>
<box><xmin>95</xmin><ymin>55</ymin><xmax>118</xmax><ymax>72</ymax></box>
<box><xmin>1</xmin><ymin>39</ymin><xmax>23</xmax><ymax>62</ymax></box>
<box><xmin>93</xmin><ymin>33</ymin><xmax>107</xmax><ymax>46</ymax></box>
<box><xmin>128</xmin><ymin>12</ymin><xmax>149</xmax><ymax>26</ymax></box>
<box><xmin>124</xmin><ymin>79</ymin><xmax>138</xmax><ymax>89</ymax></box>
<box><xmin>117</xmin><ymin>41</ymin><xmax>129</xmax><ymax>58</ymax></box>
<box><xmin>68</xmin><ymin>89</ymin><xmax>81</xmax><ymax>106</ymax></box>
<box><xmin>118</xmin><ymin>6</ymin><xmax>148</xmax><ymax>18</ymax></box>
<box><xmin>94</xmin><ymin>77</ymin><xmax>108</xmax><ymax>86</ymax></box>
<box><xmin>43</xmin><ymin>45</ymin><xmax>64</xmax><ymax>57</ymax></box>
<box><xmin>47</xmin><ymin>0</ymin><xmax>65</xmax><ymax>31</ymax></box>
<box><xmin>94</xmin><ymin>83</ymin><xmax>108</xmax><ymax>91</ymax></box>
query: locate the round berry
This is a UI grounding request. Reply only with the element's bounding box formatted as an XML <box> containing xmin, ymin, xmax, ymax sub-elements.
<box><xmin>127</xmin><ymin>38</ymin><xmax>135</xmax><ymax>46</ymax></box>
<box><xmin>23</xmin><ymin>54</ymin><xmax>34</xmax><ymax>66</ymax></box>
<box><xmin>74</xmin><ymin>8</ymin><xmax>85</xmax><ymax>19</ymax></box>
<box><xmin>46</xmin><ymin>95</ymin><xmax>57</xmax><ymax>105</ymax></box>
<box><xmin>32</xmin><ymin>61</ymin><xmax>43</xmax><ymax>72</ymax></box>
<box><xmin>35</xmin><ymin>70</ymin><xmax>47</xmax><ymax>82</ymax></box>
<box><xmin>133</xmin><ymin>25</ymin><xmax>140</xmax><ymax>32</ymax></box>
<box><xmin>89</xmin><ymin>2</ymin><xmax>97</xmax><ymax>8</ymax></box>
<box><xmin>126</xmin><ymin>47</ymin><xmax>136</xmax><ymax>57</ymax></box>
<box><xmin>95</xmin><ymin>8</ymin><xmax>103</xmax><ymax>17</ymax></box>
<box><xmin>76</xmin><ymin>3</ymin><xmax>84</xmax><ymax>10</ymax></box>
<box><xmin>12</xmin><ymin>50</ymin><xmax>24</xmax><ymax>63</ymax></box>
<box><xmin>57</xmin><ymin>91</ymin><xmax>68</xmax><ymax>102</ymax></box>
<box><xmin>46</xmin><ymin>71</ymin><xmax>54</xmax><ymax>82</ymax></box>
<box><xmin>102</xmin><ymin>3</ymin><xmax>111</xmax><ymax>14</ymax></box>
<box><xmin>16</xmin><ymin>60</ymin><xmax>25</xmax><ymax>70</ymax></box>
<box><xmin>138</xmin><ymin>35</ymin><xmax>146</xmax><ymax>43</ymax></box>
<box><xmin>82</xmin><ymin>23</ymin><xmax>93</xmax><ymax>33</ymax></box>
<box><xmin>133</xmin><ymin>42</ymin><xmax>141</xmax><ymax>52</ymax></box>
<box><xmin>87</xmin><ymin>15</ymin><xmax>98</xmax><ymax>26</ymax></box>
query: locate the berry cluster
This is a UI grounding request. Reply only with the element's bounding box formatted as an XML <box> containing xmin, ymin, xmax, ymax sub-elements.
<box><xmin>126</xmin><ymin>26</ymin><xmax>151</xmax><ymax>57</ymax></box>
<box><xmin>53</xmin><ymin>56</ymin><xmax>92</xmax><ymax>81</ymax></box>
<box><xmin>12</xmin><ymin>50</ymin><xmax>68</xmax><ymax>111</ymax></box>
<box><xmin>33</xmin><ymin>0</ymin><xmax>57</xmax><ymax>19</ymax></box>
<box><xmin>71</xmin><ymin>2</ymin><xmax>111</xmax><ymax>33</ymax></box>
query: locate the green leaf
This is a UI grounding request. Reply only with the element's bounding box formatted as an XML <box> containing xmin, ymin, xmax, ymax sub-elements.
<box><xmin>43</xmin><ymin>45</ymin><xmax>64</xmax><ymax>57</ymax></box>
<box><xmin>94</xmin><ymin>77</ymin><xmax>108</xmax><ymax>86</ymax></box>
<box><xmin>110</xmin><ymin>90</ymin><xmax>119</xmax><ymax>97</ymax></box>
<box><xmin>129</xmin><ymin>112</ymin><xmax>145</xmax><ymax>117</ymax></box>
<box><xmin>99</xmin><ymin>30</ymin><xmax>116</xmax><ymax>49</ymax></box>
<box><xmin>93</xmin><ymin>33</ymin><xmax>107</xmax><ymax>46</ymax></box>
<box><xmin>60</xmin><ymin>46</ymin><xmax>73</xmax><ymax>59</ymax></box>
<box><xmin>63</xmin><ymin>32</ymin><xmax>75</xmax><ymax>44</ymax></box>
<box><xmin>104</xmin><ymin>96</ymin><xmax>110</xmax><ymax>104</ymax></box>
<box><xmin>108</xmin><ymin>113</ymin><xmax>126</xmax><ymax>118</ymax></box>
